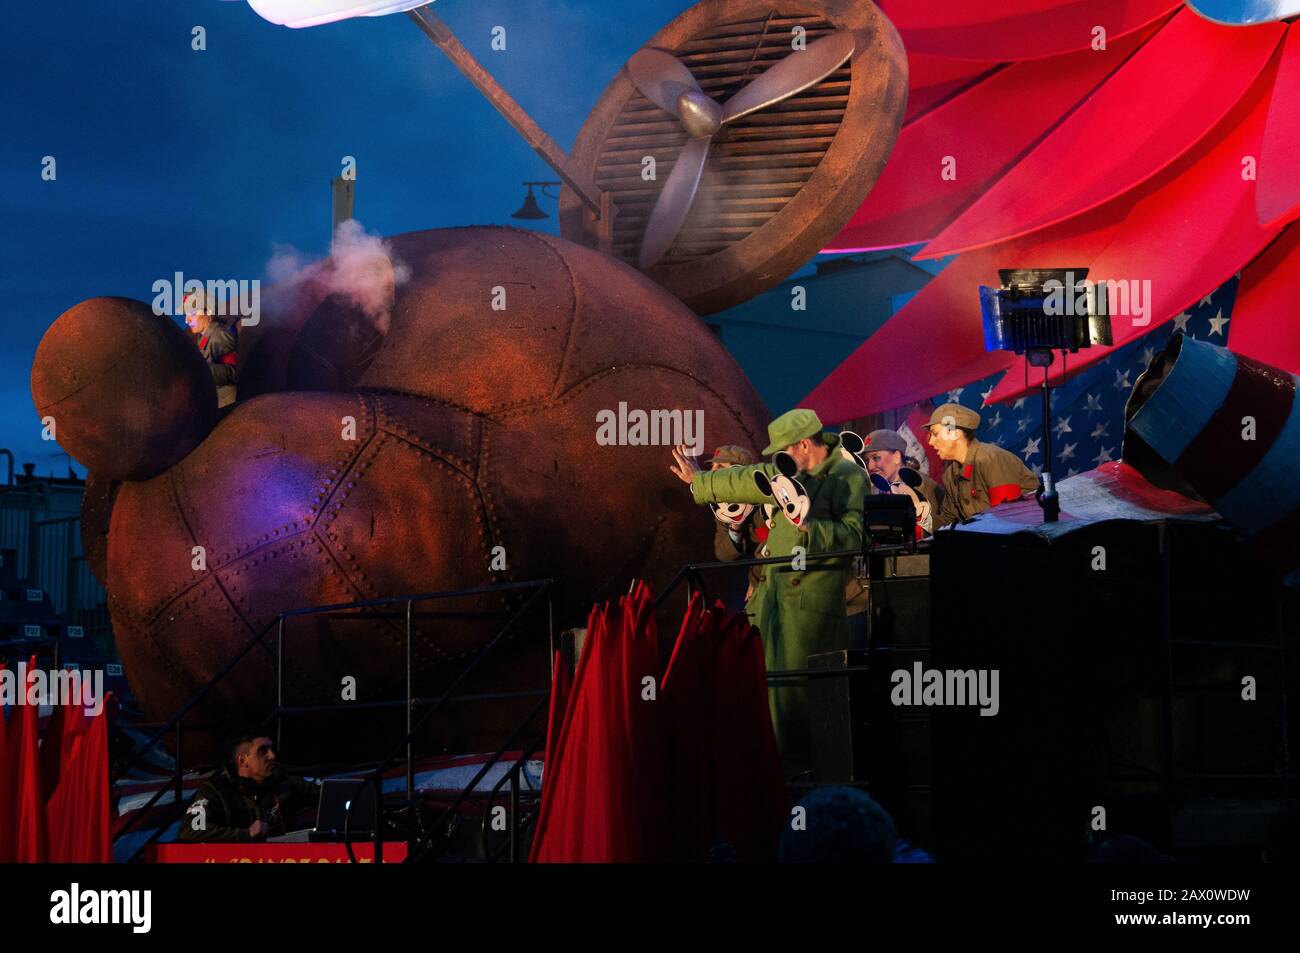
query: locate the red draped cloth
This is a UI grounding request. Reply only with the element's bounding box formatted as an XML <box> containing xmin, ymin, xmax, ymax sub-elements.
<box><xmin>532</xmin><ymin>587</ymin><xmax>788</xmax><ymax>862</ymax></box>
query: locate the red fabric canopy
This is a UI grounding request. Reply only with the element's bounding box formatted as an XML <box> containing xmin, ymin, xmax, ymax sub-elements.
<box><xmin>879</xmin><ymin>0</ymin><xmax>1179</xmax><ymax>61</ymax></box>
<box><xmin>825</xmin><ymin>31</ymin><xmax>1151</xmax><ymax>253</ymax></box>
<box><xmin>815</xmin><ymin>3</ymin><xmax>1300</xmax><ymax>418</ymax></box>
<box><xmin>920</xmin><ymin>10</ymin><xmax>1285</xmax><ymax>259</ymax></box>
<box><xmin>902</xmin><ymin>52</ymin><xmax>1001</xmax><ymax>123</ymax></box>
<box><xmin>807</xmin><ymin>202</ymin><xmax>1130</xmax><ymax>421</ymax></box>
<box><xmin>1228</xmin><ymin>225</ymin><xmax>1300</xmax><ymax>374</ymax></box>
<box><xmin>1258</xmin><ymin>25</ymin><xmax>1300</xmax><ymax>228</ymax></box>
<box><xmin>989</xmin><ymin>64</ymin><xmax>1284</xmax><ymax>402</ymax></box>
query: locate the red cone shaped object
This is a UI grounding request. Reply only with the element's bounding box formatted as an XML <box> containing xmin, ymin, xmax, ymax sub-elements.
<box><xmin>989</xmin><ymin>65</ymin><xmax>1284</xmax><ymax>403</ymax></box>
<box><xmin>880</xmin><ymin>0</ymin><xmax>1178</xmax><ymax>61</ymax></box>
<box><xmin>826</xmin><ymin>30</ymin><xmax>1151</xmax><ymax>253</ymax></box>
<box><xmin>922</xmin><ymin>10</ymin><xmax>1285</xmax><ymax>258</ymax></box>
<box><xmin>1258</xmin><ymin>25</ymin><xmax>1300</xmax><ymax>228</ymax></box>
<box><xmin>806</xmin><ymin>205</ymin><xmax>1128</xmax><ymax>420</ymax></box>
<box><xmin>1231</xmin><ymin>225</ymin><xmax>1300</xmax><ymax>374</ymax></box>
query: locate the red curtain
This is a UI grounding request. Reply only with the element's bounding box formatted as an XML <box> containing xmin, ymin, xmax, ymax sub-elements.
<box><xmin>532</xmin><ymin>587</ymin><xmax>788</xmax><ymax>862</ymax></box>
<box><xmin>0</xmin><ymin>661</ymin><xmax>113</xmax><ymax>863</ymax></box>
<box><xmin>10</xmin><ymin>656</ymin><xmax>47</xmax><ymax>862</ymax></box>
<box><xmin>0</xmin><ymin>663</ymin><xmax>13</xmax><ymax>862</ymax></box>
<box><xmin>45</xmin><ymin>697</ymin><xmax>114</xmax><ymax>863</ymax></box>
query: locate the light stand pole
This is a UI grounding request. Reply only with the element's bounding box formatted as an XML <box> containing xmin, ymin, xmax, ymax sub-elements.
<box><xmin>1028</xmin><ymin>349</ymin><xmax>1060</xmax><ymax>522</ymax></box>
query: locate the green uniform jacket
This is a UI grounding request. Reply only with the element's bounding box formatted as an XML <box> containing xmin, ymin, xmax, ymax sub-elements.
<box><xmin>690</xmin><ymin>433</ymin><xmax>866</xmax><ymax>767</ymax></box>
<box><xmin>934</xmin><ymin>438</ymin><xmax>1040</xmax><ymax>528</ymax></box>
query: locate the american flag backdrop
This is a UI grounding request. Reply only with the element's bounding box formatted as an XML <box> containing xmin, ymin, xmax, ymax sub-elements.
<box><xmin>926</xmin><ymin>277</ymin><xmax>1242</xmax><ymax>479</ymax></box>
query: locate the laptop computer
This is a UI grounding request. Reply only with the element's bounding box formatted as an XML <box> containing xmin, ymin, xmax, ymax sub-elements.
<box><xmin>267</xmin><ymin>778</ymin><xmax>378</xmax><ymax>843</ymax></box>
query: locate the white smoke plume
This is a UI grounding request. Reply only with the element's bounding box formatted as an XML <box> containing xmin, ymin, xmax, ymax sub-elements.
<box><xmin>265</xmin><ymin>219</ymin><xmax>410</xmax><ymax>334</ymax></box>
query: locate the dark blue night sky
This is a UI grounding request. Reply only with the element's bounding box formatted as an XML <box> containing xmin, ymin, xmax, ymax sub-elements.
<box><xmin>2</xmin><ymin>0</ymin><xmax>697</xmax><ymax>474</ymax></box>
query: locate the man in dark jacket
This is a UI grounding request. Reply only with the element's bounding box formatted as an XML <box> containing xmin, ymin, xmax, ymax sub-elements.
<box><xmin>179</xmin><ymin>733</ymin><xmax>319</xmax><ymax>842</ymax></box>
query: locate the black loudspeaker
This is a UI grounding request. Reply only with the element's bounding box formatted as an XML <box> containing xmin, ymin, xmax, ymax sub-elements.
<box><xmin>929</xmin><ymin>518</ymin><xmax>1297</xmax><ymax>862</ymax></box>
<box><xmin>809</xmin><ymin>554</ymin><xmax>935</xmax><ymax>849</ymax></box>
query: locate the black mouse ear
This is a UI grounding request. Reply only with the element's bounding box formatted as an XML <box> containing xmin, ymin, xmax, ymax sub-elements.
<box><xmin>870</xmin><ymin>473</ymin><xmax>893</xmax><ymax>495</ymax></box>
<box><xmin>899</xmin><ymin>467</ymin><xmax>924</xmax><ymax>489</ymax></box>
<box><xmin>841</xmin><ymin>431</ymin><xmax>864</xmax><ymax>454</ymax></box>
<box><xmin>753</xmin><ymin>470</ymin><xmax>773</xmax><ymax>497</ymax></box>
<box><xmin>774</xmin><ymin>452</ymin><xmax>799</xmax><ymax>478</ymax></box>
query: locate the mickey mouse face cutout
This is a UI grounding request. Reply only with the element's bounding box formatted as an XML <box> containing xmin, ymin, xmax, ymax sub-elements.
<box><xmin>839</xmin><ymin>430</ymin><xmax>867</xmax><ymax>470</ymax></box>
<box><xmin>753</xmin><ymin>451</ymin><xmax>810</xmax><ymax>528</ymax></box>
<box><xmin>710</xmin><ymin>500</ymin><xmax>756</xmax><ymax>528</ymax></box>
<box><xmin>875</xmin><ymin>468</ymin><xmax>931</xmax><ymax>536</ymax></box>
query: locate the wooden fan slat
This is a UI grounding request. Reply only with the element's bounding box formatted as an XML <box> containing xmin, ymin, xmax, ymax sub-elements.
<box><xmin>600</xmin><ymin>130</ymin><xmax>836</xmax><ymax>156</ymax></box>
<box><xmin>675</xmin><ymin>35</ymin><xmax>841</xmax><ymax>65</ymax></box>
<box><xmin>676</xmin><ymin>24</ymin><xmax>837</xmax><ymax>54</ymax></box>
<box><xmin>719</xmin><ymin>137</ymin><xmax>837</xmax><ymax>157</ymax></box>
<box><xmin>615</xmin><ymin>196</ymin><xmax>793</xmax><ymax>220</ymax></box>
<box><xmin>596</xmin><ymin>184</ymin><xmax>805</xmax><ymax>202</ymax></box>
<box><xmin>594</xmin><ymin>144</ymin><xmax>830</xmax><ymax>174</ymax></box>
<box><xmin>614</xmin><ymin>74</ymin><xmax>850</xmax><ymax>107</ymax></box>
<box><xmin>614</xmin><ymin>91</ymin><xmax>848</xmax><ymax>122</ymax></box>
<box><xmin>607</xmin><ymin>114</ymin><xmax>843</xmax><ymax>143</ymax></box>
<box><xmin>681</xmin><ymin>57</ymin><xmax>850</xmax><ymax>82</ymax></box>
<box><xmin>690</xmin><ymin>15</ymin><xmax>830</xmax><ymax>42</ymax></box>
<box><xmin>702</xmin><ymin>151</ymin><xmax>828</xmax><ymax>169</ymax></box>
<box><xmin>595</xmin><ymin>167</ymin><xmax>817</xmax><ymax>190</ymax></box>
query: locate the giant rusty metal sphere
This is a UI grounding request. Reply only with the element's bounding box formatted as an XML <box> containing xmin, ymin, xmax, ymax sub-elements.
<box><xmin>102</xmin><ymin>227</ymin><xmax>769</xmax><ymax>757</ymax></box>
<box><xmin>31</xmin><ymin>297</ymin><xmax>217</xmax><ymax>481</ymax></box>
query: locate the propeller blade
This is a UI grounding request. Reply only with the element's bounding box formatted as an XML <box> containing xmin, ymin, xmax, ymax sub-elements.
<box><xmin>722</xmin><ymin>31</ymin><xmax>854</xmax><ymax>124</ymax></box>
<box><xmin>639</xmin><ymin>136</ymin><xmax>711</xmax><ymax>270</ymax></box>
<box><xmin>627</xmin><ymin>48</ymin><xmax>704</xmax><ymax>117</ymax></box>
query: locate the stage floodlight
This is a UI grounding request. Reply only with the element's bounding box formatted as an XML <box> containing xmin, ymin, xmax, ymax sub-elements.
<box><xmin>979</xmin><ymin>268</ymin><xmax>1112</xmax><ymax>356</ymax></box>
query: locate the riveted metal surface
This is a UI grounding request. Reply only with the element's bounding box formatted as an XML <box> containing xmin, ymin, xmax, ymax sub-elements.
<box><xmin>73</xmin><ymin>228</ymin><xmax>769</xmax><ymax>759</ymax></box>
<box><xmin>31</xmin><ymin>296</ymin><xmax>217</xmax><ymax>480</ymax></box>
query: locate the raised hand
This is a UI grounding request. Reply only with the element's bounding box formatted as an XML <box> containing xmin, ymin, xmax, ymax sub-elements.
<box><xmin>669</xmin><ymin>444</ymin><xmax>703</xmax><ymax>485</ymax></box>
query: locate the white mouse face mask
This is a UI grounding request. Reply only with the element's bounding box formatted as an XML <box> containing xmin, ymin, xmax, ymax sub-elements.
<box><xmin>753</xmin><ymin>452</ymin><xmax>810</xmax><ymax>528</ymax></box>
<box><xmin>710</xmin><ymin>500</ymin><xmax>755</xmax><ymax>528</ymax></box>
<box><xmin>874</xmin><ymin>468</ymin><xmax>932</xmax><ymax>536</ymax></box>
<box><xmin>839</xmin><ymin>431</ymin><xmax>868</xmax><ymax>470</ymax></box>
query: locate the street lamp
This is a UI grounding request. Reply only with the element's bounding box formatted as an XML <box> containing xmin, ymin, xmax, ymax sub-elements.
<box><xmin>512</xmin><ymin>181</ymin><xmax>561</xmax><ymax>221</ymax></box>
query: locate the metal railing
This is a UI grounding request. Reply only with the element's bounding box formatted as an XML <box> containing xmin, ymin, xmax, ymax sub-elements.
<box><xmin>110</xmin><ymin>578</ymin><xmax>555</xmax><ymax>863</ymax></box>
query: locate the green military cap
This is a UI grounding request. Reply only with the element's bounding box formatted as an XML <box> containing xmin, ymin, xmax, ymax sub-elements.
<box><xmin>762</xmin><ymin>408</ymin><xmax>824</xmax><ymax>456</ymax></box>
<box><xmin>928</xmin><ymin>402</ymin><xmax>981</xmax><ymax>432</ymax></box>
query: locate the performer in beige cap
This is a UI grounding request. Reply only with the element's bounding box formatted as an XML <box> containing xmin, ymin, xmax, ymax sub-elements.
<box><xmin>926</xmin><ymin>403</ymin><xmax>1039</xmax><ymax>528</ymax></box>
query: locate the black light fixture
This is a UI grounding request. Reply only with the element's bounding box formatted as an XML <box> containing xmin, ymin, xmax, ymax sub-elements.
<box><xmin>979</xmin><ymin>268</ymin><xmax>1113</xmax><ymax>523</ymax></box>
<box><xmin>511</xmin><ymin>180</ymin><xmax>561</xmax><ymax>220</ymax></box>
